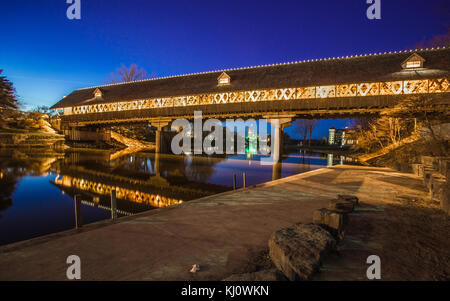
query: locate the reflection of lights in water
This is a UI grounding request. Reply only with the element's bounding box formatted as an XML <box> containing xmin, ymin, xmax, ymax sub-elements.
<box><xmin>146</xmin><ymin>159</ymin><xmax>153</xmax><ymax>173</ymax></box>
<box><xmin>327</xmin><ymin>154</ymin><xmax>333</xmax><ymax>167</ymax></box>
<box><xmin>55</xmin><ymin>175</ymin><xmax>182</xmax><ymax>208</ymax></box>
<box><xmin>185</xmin><ymin>154</ymin><xmax>193</xmax><ymax>167</ymax></box>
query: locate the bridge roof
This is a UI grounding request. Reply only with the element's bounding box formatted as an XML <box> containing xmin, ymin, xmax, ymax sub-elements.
<box><xmin>51</xmin><ymin>48</ymin><xmax>450</xmax><ymax>109</ymax></box>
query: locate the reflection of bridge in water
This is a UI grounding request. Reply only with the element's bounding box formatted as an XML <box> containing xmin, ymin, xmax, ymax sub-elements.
<box><xmin>51</xmin><ymin>152</ymin><xmax>230</xmax><ymax>215</ymax></box>
<box><xmin>53</xmin><ymin>174</ymin><xmax>183</xmax><ymax>209</ymax></box>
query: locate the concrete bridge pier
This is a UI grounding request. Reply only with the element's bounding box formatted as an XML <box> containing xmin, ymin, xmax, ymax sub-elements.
<box><xmin>151</xmin><ymin>121</ymin><xmax>171</xmax><ymax>153</ymax></box>
<box><xmin>272</xmin><ymin>162</ymin><xmax>282</xmax><ymax>181</ymax></box>
<box><xmin>266</xmin><ymin>116</ymin><xmax>293</xmax><ymax>163</ymax></box>
<box><xmin>154</xmin><ymin>152</ymin><xmax>160</xmax><ymax>176</ymax></box>
<box><xmin>266</xmin><ymin>116</ymin><xmax>293</xmax><ymax>180</ymax></box>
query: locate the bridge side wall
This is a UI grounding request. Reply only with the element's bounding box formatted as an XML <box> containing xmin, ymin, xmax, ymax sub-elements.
<box><xmin>61</xmin><ymin>95</ymin><xmax>403</xmax><ymax>126</ymax></box>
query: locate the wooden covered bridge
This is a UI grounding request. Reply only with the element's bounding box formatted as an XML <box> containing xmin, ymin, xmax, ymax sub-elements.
<box><xmin>51</xmin><ymin>47</ymin><xmax>450</xmax><ymax>154</ymax></box>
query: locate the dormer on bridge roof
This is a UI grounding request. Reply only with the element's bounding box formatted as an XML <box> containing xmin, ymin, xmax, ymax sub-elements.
<box><xmin>401</xmin><ymin>53</ymin><xmax>426</xmax><ymax>69</ymax></box>
<box><xmin>93</xmin><ymin>88</ymin><xmax>103</xmax><ymax>98</ymax></box>
<box><xmin>217</xmin><ymin>72</ymin><xmax>231</xmax><ymax>86</ymax></box>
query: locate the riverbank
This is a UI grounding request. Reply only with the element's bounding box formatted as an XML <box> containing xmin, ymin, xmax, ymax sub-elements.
<box><xmin>1</xmin><ymin>165</ymin><xmax>446</xmax><ymax>280</ymax></box>
<box><xmin>0</xmin><ymin>129</ymin><xmax>65</xmax><ymax>149</ymax></box>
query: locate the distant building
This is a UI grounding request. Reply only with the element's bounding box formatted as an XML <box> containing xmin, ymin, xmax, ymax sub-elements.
<box><xmin>328</xmin><ymin>126</ymin><xmax>358</xmax><ymax>147</ymax></box>
<box><xmin>328</xmin><ymin>127</ymin><xmax>336</xmax><ymax>145</ymax></box>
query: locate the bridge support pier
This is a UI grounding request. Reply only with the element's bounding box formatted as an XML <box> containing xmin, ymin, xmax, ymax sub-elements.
<box><xmin>264</xmin><ymin>116</ymin><xmax>293</xmax><ymax>181</ymax></box>
<box><xmin>272</xmin><ymin>162</ymin><xmax>282</xmax><ymax>181</ymax></box>
<box><xmin>266</xmin><ymin>115</ymin><xmax>293</xmax><ymax>164</ymax></box>
<box><xmin>152</xmin><ymin>121</ymin><xmax>171</xmax><ymax>153</ymax></box>
<box><xmin>154</xmin><ymin>152</ymin><xmax>160</xmax><ymax>176</ymax></box>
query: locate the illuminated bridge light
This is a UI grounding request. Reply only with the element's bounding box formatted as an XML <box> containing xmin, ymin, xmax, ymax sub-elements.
<box><xmin>65</xmin><ymin>77</ymin><xmax>449</xmax><ymax>116</ymax></box>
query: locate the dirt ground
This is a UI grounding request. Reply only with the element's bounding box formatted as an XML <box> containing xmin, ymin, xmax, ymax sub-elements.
<box><xmin>313</xmin><ymin>195</ymin><xmax>449</xmax><ymax>281</ymax></box>
<box><xmin>376</xmin><ymin>197</ymin><xmax>449</xmax><ymax>280</ymax></box>
<box><xmin>234</xmin><ymin>177</ymin><xmax>450</xmax><ymax>281</ymax></box>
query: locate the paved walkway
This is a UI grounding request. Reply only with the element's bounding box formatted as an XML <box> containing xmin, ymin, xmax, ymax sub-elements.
<box><xmin>0</xmin><ymin>165</ymin><xmax>425</xmax><ymax>280</ymax></box>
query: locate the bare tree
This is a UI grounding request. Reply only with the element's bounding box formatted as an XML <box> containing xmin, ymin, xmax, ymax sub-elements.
<box><xmin>392</xmin><ymin>96</ymin><xmax>449</xmax><ymax>155</ymax></box>
<box><xmin>350</xmin><ymin>117</ymin><xmax>375</xmax><ymax>131</ymax></box>
<box><xmin>295</xmin><ymin>119</ymin><xmax>308</xmax><ymax>146</ymax></box>
<box><xmin>414</xmin><ymin>29</ymin><xmax>450</xmax><ymax>49</ymax></box>
<box><xmin>106</xmin><ymin>64</ymin><xmax>155</xmax><ymax>84</ymax></box>
<box><xmin>306</xmin><ymin>119</ymin><xmax>318</xmax><ymax>146</ymax></box>
<box><xmin>31</xmin><ymin>105</ymin><xmax>57</xmax><ymax>117</ymax></box>
<box><xmin>353</xmin><ymin>96</ymin><xmax>449</xmax><ymax>156</ymax></box>
<box><xmin>106</xmin><ymin>65</ymin><xmax>157</xmax><ymax>143</ymax></box>
<box><xmin>294</xmin><ymin>119</ymin><xmax>318</xmax><ymax>146</ymax></box>
<box><xmin>413</xmin><ymin>1</ymin><xmax>450</xmax><ymax>49</ymax></box>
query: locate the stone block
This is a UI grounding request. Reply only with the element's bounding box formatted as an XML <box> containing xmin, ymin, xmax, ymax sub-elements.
<box><xmin>423</xmin><ymin>168</ymin><xmax>435</xmax><ymax>189</ymax></box>
<box><xmin>411</xmin><ymin>163</ymin><xmax>424</xmax><ymax>177</ymax></box>
<box><xmin>436</xmin><ymin>159</ymin><xmax>449</xmax><ymax>179</ymax></box>
<box><xmin>313</xmin><ymin>208</ymin><xmax>347</xmax><ymax>233</ymax></box>
<box><xmin>430</xmin><ymin>176</ymin><xmax>448</xmax><ymax>199</ymax></box>
<box><xmin>268</xmin><ymin>223</ymin><xmax>336</xmax><ymax>281</ymax></box>
<box><xmin>328</xmin><ymin>199</ymin><xmax>354</xmax><ymax>213</ymax></box>
<box><xmin>421</xmin><ymin>156</ymin><xmax>436</xmax><ymax>168</ymax></box>
<box><xmin>338</xmin><ymin>194</ymin><xmax>359</xmax><ymax>206</ymax></box>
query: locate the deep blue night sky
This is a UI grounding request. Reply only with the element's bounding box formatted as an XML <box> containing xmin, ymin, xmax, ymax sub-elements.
<box><xmin>1</xmin><ymin>0</ymin><xmax>448</xmax><ymax>138</ymax></box>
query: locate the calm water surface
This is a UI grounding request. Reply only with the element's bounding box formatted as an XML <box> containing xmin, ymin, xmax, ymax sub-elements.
<box><xmin>0</xmin><ymin>149</ymin><xmax>354</xmax><ymax>246</ymax></box>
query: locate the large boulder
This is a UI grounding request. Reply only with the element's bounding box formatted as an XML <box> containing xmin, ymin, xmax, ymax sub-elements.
<box><xmin>268</xmin><ymin>223</ymin><xmax>336</xmax><ymax>281</ymax></box>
